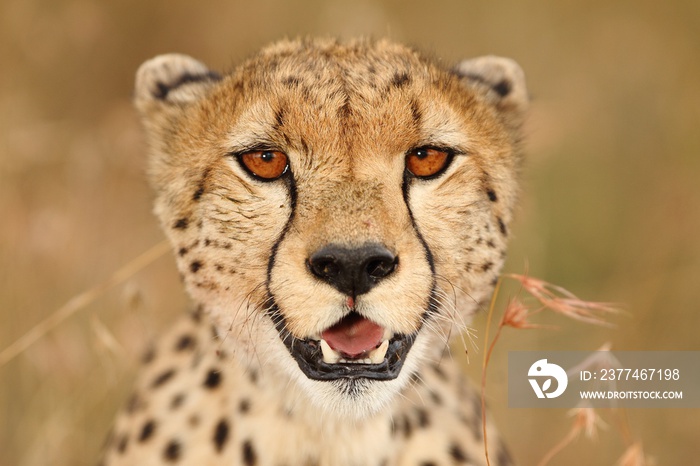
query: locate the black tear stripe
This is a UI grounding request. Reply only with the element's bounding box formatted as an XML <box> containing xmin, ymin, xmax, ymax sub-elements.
<box><xmin>264</xmin><ymin>172</ymin><xmax>298</xmax><ymax>321</ymax></box>
<box><xmin>401</xmin><ymin>172</ymin><xmax>439</xmax><ymax>323</ymax></box>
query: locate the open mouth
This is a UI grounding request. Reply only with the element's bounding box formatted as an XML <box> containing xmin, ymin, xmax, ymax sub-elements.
<box><xmin>276</xmin><ymin>311</ymin><xmax>417</xmax><ymax>381</ymax></box>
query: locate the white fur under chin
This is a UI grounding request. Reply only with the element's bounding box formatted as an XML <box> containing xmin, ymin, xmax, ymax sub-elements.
<box><xmin>282</xmin><ymin>330</ymin><xmax>431</xmax><ymax>422</ymax></box>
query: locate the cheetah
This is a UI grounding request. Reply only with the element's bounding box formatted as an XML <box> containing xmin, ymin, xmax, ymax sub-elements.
<box><xmin>102</xmin><ymin>37</ymin><xmax>528</xmax><ymax>466</ymax></box>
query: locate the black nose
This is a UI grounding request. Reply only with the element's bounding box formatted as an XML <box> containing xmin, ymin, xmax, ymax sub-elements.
<box><xmin>307</xmin><ymin>244</ymin><xmax>398</xmax><ymax>297</ymax></box>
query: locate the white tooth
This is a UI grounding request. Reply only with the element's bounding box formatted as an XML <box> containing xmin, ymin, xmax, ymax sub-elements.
<box><xmin>362</xmin><ymin>358</ymin><xmax>371</xmax><ymax>364</ymax></box>
<box><xmin>369</xmin><ymin>340</ymin><xmax>390</xmax><ymax>364</ymax></box>
<box><xmin>320</xmin><ymin>339</ymin><xmax>341</xmax><ymax>364</ymax></box>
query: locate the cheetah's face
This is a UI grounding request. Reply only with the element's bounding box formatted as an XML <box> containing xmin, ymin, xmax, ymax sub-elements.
<box><xmin>134</xmin><ymin>39</ymin><xmax>527</xmax><ymax>419</ymax></box>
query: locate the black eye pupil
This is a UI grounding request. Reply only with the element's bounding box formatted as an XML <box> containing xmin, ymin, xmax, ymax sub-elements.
<box><xmin>261</xmin><ymin>151</ymin><xmax>274</xmax><ymax>162</ymax></box>
<box><xmin>414</xmin><ymin>149</ymin><xmax>428</xmax><ymax>160</ymax></box>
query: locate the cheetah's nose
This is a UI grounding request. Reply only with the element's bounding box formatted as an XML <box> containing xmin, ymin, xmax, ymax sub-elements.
<box><xmin>307</xmin><ymin>243</ymin><xmax>398</xmax><ymax>297</ymax></box>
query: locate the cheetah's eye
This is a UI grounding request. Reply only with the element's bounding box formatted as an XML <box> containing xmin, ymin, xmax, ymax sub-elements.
<box><xmin>405</xmin><ymin>147</ymin><xmax>452</xmax><ymax>178</ymax></box>
<box><xmin>238</xmin><ymin>150</ymin><xmax>289</xmax><ymax>180</ymax></box>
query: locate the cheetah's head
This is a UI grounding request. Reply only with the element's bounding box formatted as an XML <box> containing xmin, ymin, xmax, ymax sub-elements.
<box><xmin>134</xmin><ymin>38</ymin><xmax>527</xmax><ymax>420</ymax></box>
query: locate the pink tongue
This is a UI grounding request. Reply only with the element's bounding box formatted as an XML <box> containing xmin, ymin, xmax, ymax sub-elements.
<box><xmin>321</xmin><ymin>313</ymin><xmax>384</xmax><ymax>358</ymax></box>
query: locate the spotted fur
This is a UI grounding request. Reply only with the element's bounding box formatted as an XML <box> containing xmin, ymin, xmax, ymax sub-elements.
<box><xmin>102</xmin><ymin>37</ymin><xmax>528</xmax><ymax>465</ymax></box>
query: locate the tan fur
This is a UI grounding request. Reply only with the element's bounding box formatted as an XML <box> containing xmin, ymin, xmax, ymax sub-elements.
<box><xmin>103</xmin><ymin>38</ymin><xmax>527</xmax><ymax>466</ymax></box>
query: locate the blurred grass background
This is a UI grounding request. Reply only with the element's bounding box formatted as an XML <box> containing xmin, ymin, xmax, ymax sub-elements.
<box><xmin>1</xmin><ymin>0</ymin><xmax>699</xmax><ymax>464</ymax></box>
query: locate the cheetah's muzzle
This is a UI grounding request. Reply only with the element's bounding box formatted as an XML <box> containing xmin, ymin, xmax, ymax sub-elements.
<box><xmin>275</xmin><ymin>311</ymin><xmax>417</xmax><ymax>381</ymax></box>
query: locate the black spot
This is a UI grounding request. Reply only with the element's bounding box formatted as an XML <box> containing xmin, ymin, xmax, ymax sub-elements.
<box><xmin>125</xmin><ymin>392</ymin><xmax>142</xmax><ymax>414</ymax></box>
<box><xmin>213</xmin><ymin>418</ymin><xmax>230</xmax><ymax>453</ymax></box>
<box><xmin>242</xmin><ymin>440</ymin><xmax>257</xmax><ymax>465</ymax></box>
<box><xmin>170</xmin><ymin>393</ymin><xmax>186</xmax><ymax>410</ymax></box>
<box><xmin>419</xmin><ymin>462</ymin><xmax>437</xmax><ymax>466</ymax></box>
<box><xmin>338</xmin><ymin>101</ymin><xmax>352</xmax><ymax>119</ymax></box>
<box><xmin>178</xmin><ymin>247</ymin><xmax>188</xmax><ymax>257</ymax></box>
<box><xmin>482</xmin><ymin>262</ymin><xmax>494</xmax><ymax>272</ymax></box>
<box><xmin>497</xmin><ymin>217</ymin><xmax>507</xmax><ymax>236</ymax></box>
<box><xmin>215</xmin><ymin>264</ymin><xmax>224</xmax><ymax>272</ymax></box>
<box><xmin>142</xmin><ymin>347</ymin><xmax>156</xmax><ymax>364</ymax></box>
<box><xmin>429</xmin><ymin>390</ymin><xmax>443</xmax><ymax>406</ymax></box>
<box><xmin>486</xmin><ymin>240</ymin><xmax>496</xmax><ymax>248</ymax></box>
<box><xmin>493</xmin><ymin>79</ymin><xmax>512</xmax><ymax>97</ymax></box>
<box><xmin>116</xmin><ymin>433</ymin><xmax>128</xmax><ymax>454</ymax></box>
<box><xmin>173</xmin><ymin>218</ymin><xmax>189</xmax><ymax>230</ymax></box>
<box><xmin>450</xmin><ymin>443</ymin><xmax>470</xmax><ymax>463</ymax></box>
<box><xmin>403</xmin><ymin>415</ymin><xmax>413</xmax><ymax>438</ymax></box>
<box><xmin>432</xmin><ymin>363</ymin><xmax>449</xmax><ymax>381</ymax></box>
<box><xmin>163</xmin><ymin>439</ymin><xmax>181</xmax><ymax>461</ymax></box>
<box><xmin>151</xmin><ymin>369</ymin><xmax>176</xmax><ymax>388</ymax></box>
<box><xmin>175</xmin><ymin>334</ymin><xmax>196</xmax><ymax>351</ymax></box>
<box><xmin>204</xmin><ymin>369</ymin><xmax>222</xmax><ymax>389</ymax></box>
<box><xmin>239</xmin><ymin>399</ymin><xmax>251</xmax><ymax>414</ymax></box>
<box><xmin>139</xmin><ymin>420</ymin><xmax>156</xmax><ymax>442</ymax></box>
<box><xmin>410</xmin><ymin>100</ymin><xmax>422</xmax><ymax>126</ymax></box>
<box><xmin>416</xmin><ymin>408</ymin><xmax>430</xmax><ymax>428</ymax></box>
<box><xmin>190</xmin><ymin>261</ymin><xmax>203</xmax><ymax>273</ymax></box>
<box><xmin>191</xmin><ymin>307</ymin><xmax>203</xmax><ymax>323</ymax></box>
<box><xmin>193</xmin><ymin>167</ymin><xmax>210</xmax><ymax>201</ymax></box>
<box><xmin>282</xmin><ymin>75</ymin><xmax>301</xmax><ymax>88</ymax></box>
<box><xmin>391</xmin><ymin>72</ymin><xmax>411</xmax><ymax>88</ymax></box>
<box><xmin>274</xmin><ymin>107</ymin><xmax>285</xmax><ymax>129</ymax></box>
<box><xmin>248</xmin><ymin>369</ymin><xmax>258</xmax><ymax>385</ymax></box>
<box><xmin>487</xmin><ymin>189</ymin><xmax>498</xmax><ymax>202</ymax></box>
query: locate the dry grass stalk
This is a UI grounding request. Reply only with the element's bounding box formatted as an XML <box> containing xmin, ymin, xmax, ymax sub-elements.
<box><xmin>616</xmin><ymin>441</ymin><xmax>652</xmax><ymax>466</ymax></box>
<box><xmin>480</xmin><ymin>273</ymin><xmax>619</xmax><ymax>466</ymax></box>
<box><xmin>504</xmin><ymin>273</ymin><xmax>620</xmax><ymax>326</ymax></box>
<box><xmin>537</xmin><ymin>404</ymin><xmax>606</xmax><ymax>466</ymax></box>
<box><xmin>0</xmin><ymin>240</ymin><xmax>169</xmax><ymax>367</ymax></box>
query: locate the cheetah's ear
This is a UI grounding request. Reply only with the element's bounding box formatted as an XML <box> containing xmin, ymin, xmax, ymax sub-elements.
<box><xmin>134</xmin><ymin>54</ymin><xmax>221</xmax><ymax>116</ymax></box>
<box><xmin>454</xmin><ymin>56</ymin><xmax>528</xmax><ymax>128</ymax></box>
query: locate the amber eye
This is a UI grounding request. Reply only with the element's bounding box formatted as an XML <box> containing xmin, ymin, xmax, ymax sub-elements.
<box><xmin>239</xmin><ymin>150</ymin><xmax>289</xmax><ymax>180</ymax></box>
<box><xmin>405</xmin><ymin>147</ymin><xmax>452</xmax><ymax>178</ymax></box>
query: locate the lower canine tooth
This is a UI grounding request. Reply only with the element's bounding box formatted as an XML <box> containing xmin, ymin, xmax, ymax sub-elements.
<box><xmin>369</xmin><ymin>340</ymin><xmax>390</xmax><ymax>364</ymax></box>
<box><xmin>320</xmin><ymin>339</ymin><xmax>341</xmax><ymax>364</ymax></box>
